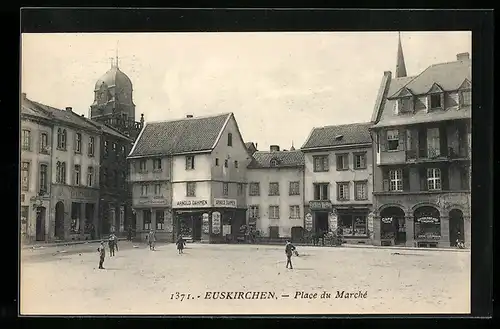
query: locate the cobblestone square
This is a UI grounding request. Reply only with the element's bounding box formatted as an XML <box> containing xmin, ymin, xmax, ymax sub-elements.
<box><xmin>21</xmin><ymin>242</ymin><xmax>470</xmax><ymax>315</ymax></box>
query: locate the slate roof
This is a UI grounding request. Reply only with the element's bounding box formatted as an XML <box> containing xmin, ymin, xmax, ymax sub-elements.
<box><xmin>128</xmin><ymin>113</ymin><xmax>232</xmax><ymax>157</ymax></box>
<box><xmin>22</xmin><ymin>97</ymin><xmax>99</xmax><ymax>132</ymax></box>
<box><xmin>372</xmin><ymin>58</ymin><xmax>472</xmax><ymax>129</ymax></box>
<box><xmin>301</xmin><ymin>122</ymin><xmax>372</xmax><ymax>150</ymax></box>
<box><xmin>248</xmin><ymin>150</ymin><xmax>304</xmax><ymax>169</ymax></box>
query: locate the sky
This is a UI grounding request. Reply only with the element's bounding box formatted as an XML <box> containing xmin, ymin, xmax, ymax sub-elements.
<box><xmin>21</xmin><ymin>32</ymin><xmax>471</xmax><ymax>151</ymax></box>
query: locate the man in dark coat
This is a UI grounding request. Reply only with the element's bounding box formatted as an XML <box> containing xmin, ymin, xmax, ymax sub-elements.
<box><xmin>97</xmin><ymin>241</ymin><xmax>106</xmax><ymax>269</ymax></box>
<box><xmin>285</xmin><ymin>240</ymin><xmax>296</xmax><ymax>269</ymax></box>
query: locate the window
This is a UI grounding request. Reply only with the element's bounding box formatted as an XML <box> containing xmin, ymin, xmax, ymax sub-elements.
<box><xmin>340</xmin><ymin>213</ymin><xmax>367</xmax><ymax>236</ymax></box>
<box><xmin>156</xmin><ymin>210</ymin><xmax>164</xmax><ymax>230</ymax></box>
<box><xmin>234</xmin><ymin>160</ymin><xmax>238</xmax><ymax>168</ymax></box>
<box><xmin>269</xmin><ymin>182</ymin><xmax>279</xmax><ymax>196</ymax></box>
<box><xmin>121</xmin><ymin>145</ymin><xmax>126</xmax><ymax>156</ymax></box>
<box><xmin>313</xmin><ymin>155</ymin><xmax>329</xmax><ymax>172</ymax></box>
<box><xmin>249</xmin><ymin>182</ymin><xmax>260</xmax><ymax>196</ymax></box>
<box><xmin>88</xmin><ymin>136</ymin><xmax>95</xmax><ymax>156</ymax></box>
<box><xmin>22</xmin><ymin>130</ymin><xmax>31</xmax><ymax>151</ymax></box>
<box><xmin>248</xmin><ymin>205</ymin><xmax>259</xmax><ymax>218</ymax></box>
<box><xmin>122</xmin><ymin>172</ymin><xmax>127</xmax><ymax>188</ymax></box>
<box><xmin>269</xmin><ymin>206</ymin><xmax>280</xmax><ymax>219</ymax></box>
<box><xmin>289</xmin><ymin>205</ymin><xmax>300</xmax><ymax>219</ymax></box>
<box><xmin>87</xmin><ymin>167</ymin><xmax>94</xmax><ymax>187</ymax></box>
<box><xmin>141</xmin><ymin>184</ymin><xmax>148</xmax><ymax>196</ymax></box>
<box><xmin>223</xmin><ymin>182</ymin><xmax>229</xmax><ymax>196</ymax></box>
<box><xmin>104</xmin><ymin>141</ymin><xmax>109</xmax><ymax>156</ymax></box>
<box><xmin>354</xmin><ymin>153</ymin><xmax>366</xmax><ymax>170</ymax></box>
<box><xmin>21</xmin><ymin>162</ymin><xmax>30</xmax><ymax>191</ymax></box>
<box><xmin>289</xmin><ymin>181</ymin><xmax>300</xmax><ymax>195</ymax></box>
<box><xmin>112</xmin><ymin>143</ymin><xmax>117</xmax><ymax>152</ymax></box>
<box><xmin>227</xmin><ymin>133</ymin><xmax>233</xmax><ymax>146</ymax></box>
<box><xmin>270</xmin><ymin>159</ymin><xmax>279</xmax><ymax>167</ymax></box>
<box><xmin>313</xmin><ymin>183</ymin><xmax>329</xmax><ymax>200</ymax></box>
<box><xmin>389</xmin><ymin>169</ymin><xmax>403</xmax><ymax>191</ymax></box>
<box><xmin>430</xmin><ymin>94</ymin><xmax>442</xmax><ymax>109</ymax></box>
<box><xmin>56</xmin><ymin>162</ymin><xmax>66</xmax><ymax>184</ymax></box>
<box><xmin>40</xmin><ymin>132</ymin><xmax>49</xmax><ymax>153</ymax></box>
<box><xmin>354</xmin><ymin>181</ymin><xmax>368</xmax><ymax>200</ymax></box>
<box><xmin>139</xmin><ymin>160</ymin><xmax>147</xmax><ymax>172</ymax></box>
<box><xmin>414</xmin><ymin>207</ymin><xmax>441</xmax><ymax>240</ymax></box>
<box><xmin>237</xmin><ymin>183</ymin><xmax>244</xmax><ymax>196</ymax></box>
<box><xmin>427</xmin><ymin>168</ymin><xmax>442</xmax><ymax>191</ymax></box>
<box><xmin>186</xmin><ymin>156</ymin><xmax>195</xmax><ymax>170</ymax></box>
<box><xmin>74</xmin><ymin>165</ymin><xmax>81</xmax><ymax>185</ymax></box>
<box><xmin>336</xmin><ymin>153</ymin><xmax>348</xmax><ymax>170</ymax></box>
<box><xmin>337</xmin><ymin>182</ymin><xmax>350</xmax><ymax>201</ymax></box>
<box><xmin>154</xmin><ymin>184</ymin><xmax>161</xmax><ymax>195</ymax></box>
<box><xmin>59</xmin><ymin>129</ymin><xmax>67</xmax><ymax>150</ymax></box>
<box><xmin>397</xmin><ymin>97</ymin><xmax>412</xmax><ymax>113</ymax></box>
<box><xmin>75</xmin><ymin>133</ymin><xmax>82</xmax><ymax>153</ymax></box>
<box><xmin>143</xmin><ymin>210</ymin><xmax>151</xmax><ymax>230</ymax></box>
<box><xmin>386</xmin><ymin>130</ymin><xmax>399</xmax><ymax>151</ymax></box>
<box><xmin>427</xmin><ymin>128</ymin><xmax>441</xmax><ymax>158</ymax></box>
<box><xmin>224</xmin><ymin>159</ymin><xmax>228</xmax><ymax>168</ymax></box>
<box><xmin>215</xmin><ymin>158</ymin><xmax>219</xmax><ymax>166</ymax></box>
<box><xmin>186</xmin><ymin>182</ymin><xmax>196</xmax><ymax>197</ymax></box>
<box><xmin>460</xmin><ymin>90</ymin><xmax>471</xmax><ymax>107</ymax></box>
<box><xmin>39</xmin><ymin>164</ymin><xmax>48</xmax><ymax>193</ymax></box>
<box><xmin>153</xmin><ymin>158</ymin><xmax>162</xmax><ymax>171</ymax></box>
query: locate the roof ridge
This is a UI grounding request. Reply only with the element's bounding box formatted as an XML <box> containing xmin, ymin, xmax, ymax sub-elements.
<box><xmin>314</xmin><ymin>121</ymin><xmax>372</xmax><ymax>130</ymax></box>
<box><xmin>148</xmin><ymin>112</ymin><xmax>232</xmax><ymax>125</ymax></box>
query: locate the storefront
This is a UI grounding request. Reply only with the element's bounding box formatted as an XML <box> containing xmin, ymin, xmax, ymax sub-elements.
<box><xmin>336</xmin><ymin>206</ymin><xmax>371</xmax><ymax>243</ymax></box>
<box><xmin>413</xmin><ymin>206</ymin><xmax>441</xmax><ymax>248</ymax></box>
<box><xmin>133</xmin><ymin>195</ymin><xmax>172</xmax><ymax>242</ymax></box>
<box><xmin>306</xmin><ymin>200</ymin><xmax>333</xmax><ymax>234</ymax></box>
<box><xmin>379</xmin><ymin>206</ymin><xmax>406</xmax><ymax>246</ymax></box>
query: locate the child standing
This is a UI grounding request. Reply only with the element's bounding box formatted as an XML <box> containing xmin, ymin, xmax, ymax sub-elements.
<box><xmin>97</xmin><ymin>241</ymin><xmax>106</xmax><ymax>269</ymax></box>
<box><xmin>148</xmin><ymin>229</ymin><xmax>156</xmax><ymax>251</ymax></box>
<box><xmin>285</xmin><ymin>240</ymin><xmax>296</xmax><ymax>269</ymax></box>
<box><xmin>108</xmin><ymin>234</ymin><xmax>116</xmax><ymax>257</ymax></box>
<box><xmin>176</xmin><ymin>236</ymin><xmax>186</xmax><ymax>254</ymax></box>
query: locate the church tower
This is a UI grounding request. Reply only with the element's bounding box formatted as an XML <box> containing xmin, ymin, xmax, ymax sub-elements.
<box><xmin>90</xmin><ymin>54</ymin><xmax>144</xmax><ymax>140</ymax></box>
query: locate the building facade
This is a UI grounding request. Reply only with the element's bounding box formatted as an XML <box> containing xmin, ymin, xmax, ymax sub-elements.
<box><xmin>246</xmin><ymin>145</ymin><xmax>305</xmax><ymax>241</ymax></box>
<box><xmin>128</xmin><ymin>113</ymin><xmax>251</xmax><ymax>243</ymax></box>
<box><xmin>21</xmin><ymin>95</ymin><xmax>101</xmax><ymax>242</ymax></box>
<box><xmin>370</xmin><ymin>38</ymin><xmax>472</xmax><ymax>248</ymax></box>
<box><xmin>301</xmin><ymin>123</ymin><xmax>374</xmax><ymax>244</ymax></box>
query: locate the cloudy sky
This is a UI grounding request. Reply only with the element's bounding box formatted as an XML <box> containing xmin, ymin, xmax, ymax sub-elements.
<box><xmin>21</xmin><ymin>32</ymin><xmax>471</xmax><ymax>151</ymax></box>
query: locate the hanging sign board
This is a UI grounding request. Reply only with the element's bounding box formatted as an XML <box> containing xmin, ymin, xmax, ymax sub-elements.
<box><xmin>381</xmin><ymin>217</ymin><xmax>393</xmax><ymax>224</ymax></box>
<box><xmin>212</xmin><ymin>211</ymin><xmax>221</xmax><ymax>234</ymax></box>
<box><xmin>305</xmin><ymin>213</ymin><xmax>313</xmax><ymax>231</ymax></box>
<box><xmin>202</xmin><ymin>213</ymin><xmax>210</xmax><ymax>234</ymax></box>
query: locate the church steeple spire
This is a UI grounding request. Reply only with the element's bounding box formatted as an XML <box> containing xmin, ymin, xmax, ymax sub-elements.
<box><xmin>395</xmin><ymin>32</ymin><xmax>407</xmax><ymax>78</ymax></box>
<box><xmin>115</xmin><ymin>41</ymin><xmax>119</xmax><ymax>69</ymax></box>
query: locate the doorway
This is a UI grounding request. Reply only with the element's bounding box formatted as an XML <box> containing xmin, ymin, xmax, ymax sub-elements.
<box><xmin>35</xmin><ymin>207</ymin><xmax>46</xmax><ymax>241</ymax></box>
<box><xmin>380</xmin><ymin>206</ymin><xmax>406</xmax><ymax>245</ymax></box>
<box><xmin>449</xmin><ymin>209</ymin><xmax>465</xmax><ymax>247</ymax></box>
<box><xmin>314</xmin><ymin>211</ymin><xmax>329</xmax><ymax>233</ymax></box>
<box><xmin>192</xmin><ymin>215</ymin><xmax>202</xmax><ymax>241</ymax></box>
<box><xmin>55</xmin><ymin>201</ymin><xmax>65</xmax><ymax>239</ymax></box>
<box><xmin>291</xmin><ymin>226</ymin><xmax>303</xmax><ymax>243</ymax></box>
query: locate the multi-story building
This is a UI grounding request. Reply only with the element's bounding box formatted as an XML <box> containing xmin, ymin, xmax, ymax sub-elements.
<box><xmin>301</xmin><ymin>123</ymin><xmax>374</xmax><ymax>244</ymax></box>
<box><xmin>128</xmin><ymin>113</ymin><xmax>252</xmax><ymax>243</ymax></box>
<box><xmin>89</xmin><ymin>58</ymin><xmax>144</xmax><ymax>237</ymax></box>
<box><xmin>21</xmin><ymin>94</ymin><xmax>101</xmax><ymax>242</ymax></box>
<box><xmin>246</xmin><ymin>145</ymin><xmax>305</xmax><ymax>241</ymax></box>
<box><xmin>370</xmin><ymin>35</ymin><xmax>471</xmax><ymax>248</ymax></box>
<box><xmin>21</xmin><ymin>94</ymin><xmax>53</xmax><ymax>242</ymax></box>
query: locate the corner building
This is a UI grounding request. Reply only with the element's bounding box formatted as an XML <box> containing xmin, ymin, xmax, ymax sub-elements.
<box><xmin>128</xmin><ymin>113</ymin><xmax>251</xmax><ymax>243</ymax></box>
<box><xmin>370</xmin><ymin>37</ymin><xmax>471</xmax><ymax>248</ymax></box>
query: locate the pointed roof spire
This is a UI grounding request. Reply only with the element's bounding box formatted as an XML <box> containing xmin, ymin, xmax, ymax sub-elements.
<box><xmin>395</xmin><ymin>32</ymin><xmax>407</xmax><ymax>78</ymax></box>
<box><xmin>290</xmin><ymin>141</ymin><xmax>295</xmax><ymax>151</ymax></box>
<box><xmin>109</xmin><ymin>57</ymin><xmax>114</xmax><ymax>68</ymax></box>
<box><xmin>115</xmin><ymin>41</ymin><xmax>119</xmax><ymax>69</ymax></box>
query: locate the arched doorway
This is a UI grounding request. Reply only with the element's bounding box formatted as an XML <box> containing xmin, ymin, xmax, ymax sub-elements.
<box><xmin>55</xmin><ymin>201</ymin><xmax>65</xmax><ymax>239</ymax></box>
<box><xmin>380</xmin><ymin>206</ymin><xmax>406</xmax><ymax>245</ymax></box>
<box><xmin>413</xmin><ymin>206</ymin><xmax>441</xmax><ymax>247</ymax></box>
<box><xmin>35</xmin><ymin>206</ymin><xmax>46</xmax><ymax>241</ymax></box>
<box><xmin>449</xmin><ymin>209</ymin><xmax>465</xmax><ymax>247</ymax></box>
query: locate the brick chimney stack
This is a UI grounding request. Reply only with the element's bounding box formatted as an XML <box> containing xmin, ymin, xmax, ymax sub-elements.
<box><xmin>65</xmin><ymin>107</ymin><xmax>72</xmax><ymax>112</ymax></box>
<box><xmin>270</xmin><ymin>145</ymin><xmax>280</xmax><ymax>152</ymax></box>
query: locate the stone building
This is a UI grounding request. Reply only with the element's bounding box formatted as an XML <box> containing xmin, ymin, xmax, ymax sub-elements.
<box><xmin>246</xmin><ymin>145</ymin><xmax>305</xmax><ymax>241</ymax></box>
<box><xmin>370</xmin><ymin>34</ymin><xmax>471</xmax><ymax>248</ymax></box>
<box><xmin>301</xmin><ymin>123</ymin><xmax>374</xmax><ymax>244</ymax></box>
<box><xmin>128</xmin><ymin>113</ymin><xmax>252</xmax><ymax>243</ymax></box>
<box><xmin>21</xmin><ymin>95</ymin><xmax>101</xmax><ymax>242</ymax></box>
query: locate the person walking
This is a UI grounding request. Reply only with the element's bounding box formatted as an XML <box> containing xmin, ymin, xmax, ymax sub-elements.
<box><xmin>97</xmin><ymin>241</ymin><xmax>106</xmax><ymax>269</ymax></box>
<box><xmin>108</xmin><ymin>234</ymin><xmax>116</xmax><ymax>257</ymax></box>
<box><xmin>176</xmin><ymin>236</ymin><xmax>186</xmax><ymax>254</ymax></box>
<box><xmin>285</xmin><ymin>240</ymin><xmax>296</xmax><ymax>269</ymax></box>
<box><xmin>148</xmin><ymin>229</ymin><xmax>156</xmax><ymax>251</ymax></box>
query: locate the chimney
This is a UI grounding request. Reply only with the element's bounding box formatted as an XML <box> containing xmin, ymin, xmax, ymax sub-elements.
<box><xmin>22</xmin><ymin>93</ymin><xmax>27</xmax><ymax>99</ymax></box>
<box><xmin>255</xmin><ymin>143</ymin><xmax>258</xmax><ymax>150</ymax></box>
<box><xmin>270</xmin><ymin>145</ymin><xmax>280</xmax><ymax>152</ymax></box>
<box><xmin>186</xmin><ymin>114</ymin><xmax>193</xmax><ymax>118</ymax></box>
<box><xmin>65</xmin><ymin>107</ymin><xmax>72</xmax><ymax>112</ymax></box>
<box><xmin>456</xmin><ymin>52</ymin><xmax>470</xmax><ymax>61</ymax></box>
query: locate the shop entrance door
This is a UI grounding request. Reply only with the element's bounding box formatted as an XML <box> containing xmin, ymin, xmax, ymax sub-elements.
<box><xmin>314</xmin><ymin>212</ymin><xmax>329</xmax><ymax>233</ymax></box>
<box><xmin>35</xmin><ymin>207</ymin><xmax>46</xmax><ymax>241</ymax></box>
<box><xmin>449</xmin><ymin>209</ymin><xmax>464</xmax><ymax>247</ymax></box>
<box><xmin>192</xmin><ymin>215</ymin><xmax>202</xmax><ymax>241</ymax></box>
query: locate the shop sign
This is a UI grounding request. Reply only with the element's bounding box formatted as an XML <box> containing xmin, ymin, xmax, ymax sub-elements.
<box><xmin>309</xmin><ymin>200</ymin><xmax>332</xmax><ymax>210</ymax></box>
<box><xmin>214</xmin><ymin>198</ymin><xmax>237</xmax><ymax>208</ymax></box>
<box><xmin>175</xmin><ymin>199</ymin><xmax>210</xmax><ymax>208</ymax></box>
<box><xmin>202</xmin><ymin>213</ymin><xmax>210</xmax><ymax>234</ymax></box>
<box><xmin>381</xmin><ymin>217</ymin><xmax>393</xmax><ymax>224</ymax></box>
<box><xmin>328</xmin><ymin>212</ymin><xmax>337</xmax><ymax>232</ymax></box>
<box><xmin>137</xmin><ymin>197</ymin><xmax>168</xmax><ymax>205</ymax></box>
<box><xmin>71</xmin><ymin>189</ymin><xmax>97</xmax><ymax>200</ymax></box>
<box><xmin>416</xmin><ymin>233</ymin><xmax>441</xmax><ymax>240</ymax></box>
<box><xmin>416</xmin><ymin>216</ymin><xmax>439</xmax><ymax>223</ymax></box>
<box><xmin>212</xmin><ymin>211</ymin><xmax>221</xmax><ymax>234</ymax></box>
<box><xmin>305</xmin><ymin>213</ymin><xmax>313</xmax><ymax>231</ymax></box>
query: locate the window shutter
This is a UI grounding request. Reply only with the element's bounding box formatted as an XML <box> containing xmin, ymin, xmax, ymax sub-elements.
<box><xmin>439</xmin><ymin>124</ymin><xmax>448</xmax><ymax>156</ymax></box>
<box><xmin>379</xmin><ymin>131</ymin><xmax>386</xmax><ymax>152</ymax></box>
<box><xmin>403</xmin><ymin>167</ymin><xmax>410</xmax><ymax>191</ymax></box>
<box><xmin>382</xmin><ymin>170</ymin><xmax>389</xmax><ymax>192</ymax></box>
<box><xmin>398</xmin><ymin>129</ymin><xmax>406</xmax><ymax>151</ymax></box>
<box><xmin>441</xmin><ymin>166</ymin><xmax>449</xmax><ymax>191</ymax></box>
<box><xmin>419</xmin><ymin>167</ymin><xmax>427</xmax><ymax>191</ymax></box>
<box><xmin>410</xmin><ymin>97</ymin><xmax>415</xmax><ymax>112</ymax></box>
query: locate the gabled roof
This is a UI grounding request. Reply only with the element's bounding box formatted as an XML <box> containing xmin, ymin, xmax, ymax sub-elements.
<box><xmin>245</xmin><ymin>142</ymin><xmax>258</xmax><ymax>155</ymax></box>
<box><xmin>128</xmin><ymin>113</ymin><xmax>232</xmax><ymax>157</ymax></box>
<box><xmin>301</xmin><ymin>122</ymin><xmax>372</xmax><ymax>150</ymax></box>
<box><xmin>83</xmin><ymin>118</ymin><xmax>133</xmax><ymax>142</ymax></box>
<box><xmin>248</xmin><ymin>150</ymin><xmax>304</xmax><ymax>169</ymax></box>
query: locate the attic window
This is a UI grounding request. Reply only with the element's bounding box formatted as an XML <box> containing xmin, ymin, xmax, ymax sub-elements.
<box><xmin>430</xmin><ymin>94</ymin><xmax>442</xmax><ymax>109</ymax></box>
<box><xmin>335</xmin><ymin>135</ymin><xmax>344</xmax><ymax>141</ymax></box>
<box><xmin>397</xmin><ymin>97</ymin><xmax>413</xmax><ymax>113</ymax></box>
<box><xmin>270</xmin><ymin>159</ymin><xmax>279</xmax><ymax>167</ymax></box>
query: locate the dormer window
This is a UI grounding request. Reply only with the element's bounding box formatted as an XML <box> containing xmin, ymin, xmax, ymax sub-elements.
<box><xmin>460</xmin><ymin>90</ymin><xmax>471</xmax><ymax>107</ymax></box>
<box><xmin>270</xmin><ymin>159</ymin><xmax>279</xmax><ymax>167</ymax></box>
<box><xmin>430</xmin><ymin>94</ymin><xmax>442</xmax><ymax>109</ymax></box>
<box><xmin>397</xmin><ymin>97</ymin><xmax>413</xmax><ymax>113</ymax></box>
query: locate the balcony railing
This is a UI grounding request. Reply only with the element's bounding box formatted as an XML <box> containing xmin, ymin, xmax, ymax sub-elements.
<box><xmin>405</xmin><ymin>147</ymin><xmax>469</xmax><ymax>162</ymax></box>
